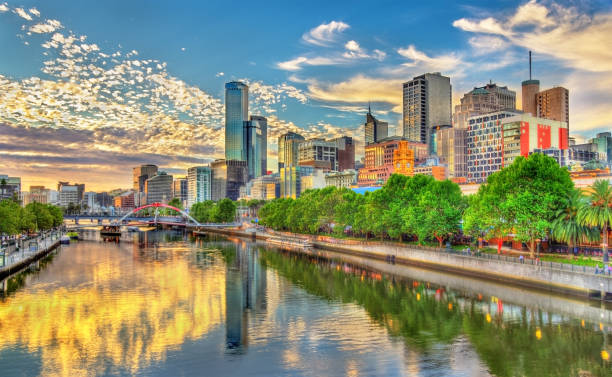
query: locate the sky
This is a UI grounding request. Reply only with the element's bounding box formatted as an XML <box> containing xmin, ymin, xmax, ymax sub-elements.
<box><xmin>0</xmin><ymin>0</ymin><xmax>611</xmax><ymax>191</ymax></box>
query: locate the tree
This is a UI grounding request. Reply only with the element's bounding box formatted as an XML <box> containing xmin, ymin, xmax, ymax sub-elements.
<box><xmin>212</xmin><ymin>198</ymin><xmax>237</xmax><ymax>223</ymax></box>
<box><xmin>551</xmin><ymin>189</ymin><xmax>599</xmax><ymax>253</ymax></box>
<box><xmin>0</xmin><ymin>199</ymin><xmax>20</xmax><ymax>235</ymax></box>
<box><xmin>168</xmin><ymin>197</ymin><xmax>183</xmax><ymax>210</ymax></box>
<box><xmin>190</xmin><ymin>201</ymin><xmax>215</xmax><ymax>223</ymax></box>
<box><xmin>578</xmin><ymin>180</ymin><xmax>612</xmax><ymax>262</ymax></box>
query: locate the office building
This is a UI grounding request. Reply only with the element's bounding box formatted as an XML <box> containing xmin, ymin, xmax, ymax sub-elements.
<box><xmin>592</xmin><ymin>132</ymin><xmax>612</xmax><ymax>167</ymax></box>
<box><xmin>145</xmin><ymin>172</ymin><xmax>173</xmax><ymax>204</ymax></box>
<box><xmin>325</xmin><ymin>170</ymin><xmax>357</xmax><ymax>189</ymax></box>
<box><xmin>278</xmin><ymin>132</ymin><xmax>305</xmax><ymax>171</ymax></box>
<box><xmin>225</xmin><ymin>81</ymin><xmax>249</xmax><ymax>161</ymax></box>
<box><xmin>187</xmin><ymin>166</ymin><xmax>212</xmax><ymax>208</ymax></box>
<box><xmin>501</xmin><ymin>114</ymin><xmax>568</xmax><ymax>167</ymax></box>
<box><xmin>96</xmin><ymin>192</ymin><xmax>113</xmax><ymax>208</ymax></box>
<box><xmin>247</xmin><ymin>175</ymin><xmax>279</xmax><ymax>201</ymax></box>
<box><xmin>0</xmin><ymin>175</ymin><xmax>21</xmax><ymax>201</ymax></box>
<box><xmin>133</xmin><ymin>165</ymin><xmax>158</xmax><ymax>206</ymax></box>
<box><xmin>466</xmin><ymin>110</ymin><xmax>521</xmax><ymax>183</ymax></box>
<box><xmin>402</xmin><ymin>72</ymin><xmax>452</xmax><ymax>151</ymax></box>
<box><xmin>298</xmin><ymin>139</ymin><xmax>338</xmax><ymax>171</ymax></box>
<box><xmin>114</xmin><ymin>191</ymin><xmax>135</xmax><ymax>210</ymax></box>
<box><xmin>453</xmin><ymin>82</ymin><xmax>516</xmax><ymax>129</ymax></box>
<box><xmin>332</xmin><ymin>136</ymin><xmax>355</xmax><ymax>171</ymax></box>
<box><xmin>57</xmin><ymin>181</ymin><xmax>84</xmax><ymax>203</ymax></box>
<box><xmin>279</xmin><ymin>166</ymin><xmax>318</xmax><ymax>199</ymax></box>
<box><xmin>23</xmin><ymin>186</ymin><xmax>50</xmax><ymax>205</ymax></box>
<box><xmin>59</xmin><ymin>185</ymin><xmax>79</xmax><ymax>207</ymax></box>
<box><xmin>211</xmin><ymin>159</ymin><xmax>248</xmax><ymax>201</ymax></box>
<box><xmin>364</xmin><ymin>106</ymin><xmax>388</xmax><ymax>145</ymax></box>
<box><xmin>173</xmin><ymin>177</ymin><xmax>188</xmax><ymax>206</ymax></box>
<box><xmin>245</xmin><ymin>115</ymin><xmax>267</xmax><ymax>179</ymax></box>
<box><xmin>437</xmin><ymin>128</ymin><xmax>467</xmax><ymax>179</ymax></box>
<box><xmin>300</xmin><ymin>168</ymin><xmax>326</xmax><ymax>192</ymax></box>
<box><xmin>414</xmin><ymin>157</ymin><xmax>448</xmax><ymax>181</ymax></box>
<box><xmin>83</xmin><ymin>191</ymin><xmax>98</xmax><ymax>212</ymax></box>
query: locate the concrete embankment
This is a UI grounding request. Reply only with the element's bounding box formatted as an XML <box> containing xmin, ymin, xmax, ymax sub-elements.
<box><xmin>194</xmin><ymin>227</ymin><xmax>612</xmax><ymax>299</ymax></box>
<box><xmin>0</xmin><ymin>238</ymin><xmax>62</xmax><ymax>280</ymax></box>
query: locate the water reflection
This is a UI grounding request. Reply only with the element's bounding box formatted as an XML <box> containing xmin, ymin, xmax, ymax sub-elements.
<box><xmin>0</xmin><ymin>232</ymin><xmax>609</xmax><ymax>377</ymax></box>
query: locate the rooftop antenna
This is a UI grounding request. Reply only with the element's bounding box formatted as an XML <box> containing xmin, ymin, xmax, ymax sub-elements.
<box><xmin>368</xmin><ymin>101</ymin><xmax>371</xmax><ymax>114</ymax></box>
<box><xmin>529</xmin><ymin>50</ymin><xmax>532</xmax><ymax>80</ymax></box>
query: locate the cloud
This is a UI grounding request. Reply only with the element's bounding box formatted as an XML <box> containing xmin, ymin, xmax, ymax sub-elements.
<box><xmin>29</xmin><ymin>7</ymin><xmax>40</xmax><ymax>17</ymax></box>
<box><xmin>215</xmin><ymin>72</ymin><xmax>224</xmax><ymax>77</ymax></box>
<box><xmin>0</xmin><ymin>3</ymin><xmax>8</xmax><ymax>12</ymax></box>
<box><xmin>29</xmin><ymin>19</ymin><xmax>63</xmax><ymax>34</ymax></box>
<box><xmin>453</xmin><ymin>0</ymin><xmax>612</xmax><ymax>72</ymax></box>
<box><xmin>467</xmin><ymin>35</ymin><xmax>509</xmax><ymax>54</ymax></box>
<box><xmin>276</xmin><ymin>56</ymin><xmax>345</xmax><ymax>71</ymax></box>
<box><xmin>14</xmin><ymin>7</ymin><xmax>32</xmax><ymax>21</ymax></box>
<box><xmin>397</xmin><ymin>45</ymin><xmax>465</xmax><ymax>72</ymax></box>
<box><xmin>302</xmin><ymin>21</ymin><xmax>349</xmax><ymax>46</ymax></box>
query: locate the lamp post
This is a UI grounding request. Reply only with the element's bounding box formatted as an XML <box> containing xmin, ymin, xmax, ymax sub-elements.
<box><xmin>536</xmin><ymin>238</ymin><xmax>541</xmax><ymax>259</ymax></box>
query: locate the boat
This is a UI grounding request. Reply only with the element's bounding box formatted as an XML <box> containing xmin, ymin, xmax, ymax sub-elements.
<box><xmin>60</xmin><ymin>236</ymin><xmax>70</xmax><ymax>245</ymax></box>
<box><xmin>100</xmin><ymin>225</ymin><xmax>122</xmax><ymax>236</ymax></box>
<box><xmin>127</xmin><ymin>226</ymin><xmax>140</xmax><ymax>232</ymax></box>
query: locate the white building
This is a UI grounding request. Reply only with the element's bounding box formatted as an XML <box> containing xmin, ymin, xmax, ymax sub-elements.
<box><xmin>325</xmin><ymin>170</ymin><xmax>357</xmax><ymax>188</ymax></box>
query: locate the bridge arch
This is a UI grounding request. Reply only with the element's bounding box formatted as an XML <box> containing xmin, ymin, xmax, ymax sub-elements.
<box><xmin>114</xmin><ymin>203</ymin><xmax>201</xmax><ymax>226</ymax></box>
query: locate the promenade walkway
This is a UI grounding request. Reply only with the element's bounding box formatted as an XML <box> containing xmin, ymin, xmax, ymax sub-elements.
<box><xmin>0</xmin><ymin>230</ymin><xmax>63</xmax><ymax>277</ymax></box>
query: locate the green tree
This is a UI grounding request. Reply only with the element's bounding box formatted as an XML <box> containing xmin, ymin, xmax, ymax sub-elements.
<box><xmin>190</xmin><ymin>201</ymin><xmax>215</xmax><ymax>223</ymax></box>
<box><xmin>0</xmin><ymin>199</ymin><xmax>20</xmax><ymax>235</ymax></box>
<box><xmin>167</xmin><ymin>197</ymin><xmax>183</xmax><ymax>210</ymax></box>
<box><xmin>551</xmin><ymin>189</ymin><xmax>599</xmax><ymax>253</ymax></box>
<box><xmin>578</xmin><ymin>180</ymin><xmax>612</xmax><ymax>262</ymax></box>
<box><xmin>212</xmin><ymin>198</ymin><xmax>237</xmax><ymax>223</ymax></box>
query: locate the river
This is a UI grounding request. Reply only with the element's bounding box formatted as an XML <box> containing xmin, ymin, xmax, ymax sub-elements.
<box><xmin>0</xmin><ymin>230</ymin><xmax>610</xmax><ymax>377</ymax></box>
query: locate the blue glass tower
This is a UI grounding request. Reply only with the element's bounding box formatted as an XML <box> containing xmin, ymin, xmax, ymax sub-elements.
<box><xmin>246</xmin><ymin>116</ymin><xmax>267</xmax><ymax>179</ymax></box>
<box><xmin>225</xmin><ymin>82</ymin><xmax>249</xmax><ymax>161</ymax></box>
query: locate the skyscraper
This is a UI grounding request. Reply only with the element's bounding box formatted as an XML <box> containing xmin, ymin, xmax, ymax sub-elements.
<box><xmin>225</xmin><ymin>81</ymin><xmax>249</xmax><ymax>161</ymax></box>
<box><xmin>332</xmin><ymin>136</ymin><xmax>355</xmax><ymax>171</ymax></box>
<box><xmin>133</xmin><ymin>164</ymin><xmax>158</xmax><ymax>206</ymax></box>
<box><xmin>364</xmin><ymin>106</ymin><xmax>388</xmax><ymax>145</ymax></box>
<box><xmin>144</xmin><ymin>172</ymin><xmax>173</xmax><ymax>204</ymax></box>
<box><xmin>245</xmin><ymin>115</ymin><xmax>267</xmax><ymax>179</ymax></box>
<box><xmin>278</xmin><ymin>132</ymin><xmax>305</xmax><ymax>172</ymax></box>
<box><xmin>536</xmin><ymin>87</ymin><xmax>569</xmax><ymax>126</ymax></box>
<box><xmin>172</xmin><ymin>177</ymin><xmax>188</xmax><ymax>206</ymax></box>
<box><xmin>402</xmin><ymin>72</ymin><xmax>452</xmax><ymax>151</ymax></box>
<box><xmin>211</xmin><ymin>159</ymin><xmax>248</xmax><ymax>201</ymax></box>
<box><xmin>187</xmin><ymin>166</ymin><xmax>212</xmax><ymax>208</ymax></box>
<box><xmin>453</xmin><ymin>82</ymin><xmax>516</xmax><ymax>129</ymax></box>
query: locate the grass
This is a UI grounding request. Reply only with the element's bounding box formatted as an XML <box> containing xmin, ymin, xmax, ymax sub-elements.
<box><xmin>539</xmin><ymin>255</ymin><xmax>601</xmax><ymax>267</ymax></box>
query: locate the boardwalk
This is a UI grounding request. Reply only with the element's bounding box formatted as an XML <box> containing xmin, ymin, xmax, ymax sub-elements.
<box><xmin>0</xmin><ymin>230</ymin><xmax>63</xmax><ymax>279</ymax></box>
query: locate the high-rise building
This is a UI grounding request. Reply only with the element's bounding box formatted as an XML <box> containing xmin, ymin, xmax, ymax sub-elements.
<box><xmin>402</xmin><ymin>72</ymin><xmax>452</xmax><ymax>151</ymax></box>
<box><xmin>83</xmin><ymin>191</ymin><xmax>98</xmax><ymax>212</ymax></box>
<box><xmin>278</xmin><ymin>132</ymin><xmax>305</xmax><ymax>171</ymax></box>
<box><xmin>114</xmin><ymin>191</ymin><xmax>135</xmax><ymax>210</ymax></box>
<box><xmin>23</xmin><ymin>186</ymin><xmax>50</xmax><ymax>205</ymax></box>
<box><xmin>59</xmin><ymin>185</ymin><xmax>79</xmax><ymax>207</ymax></box>
<box><xmin>57</xmin><ymin>181</ymin><xmax>84</xmax><ymax>203</ymax></box>
<box><xmin>436</xmin><ymin>128</ymin><xmax>467</xmax><ymax>179</ymax></box>
<box><xmin>298</xmin><ymin>139</ymin><xmax>338</xmax><ymax>171</ymax></box>
<box><xmin>279</xmin><ymin>165</ymin><xmax>318</xmax><ymax>199</ymax></box>
<box><xmin>0</xmin><ymin>175</ymin><xmax>21</xmax><ymax>201</ymax></box>
<box><xmin>211</xmin><ymin>159</ymin><xmax>248</xmax><ymax>201</ymax></box>
<box><xmin>187</xmin><ymin>166</ymin><xmax>212</xmax><ymax>208</ymax></box>
<box><xmin>225</xmin><ymin>81</ymin><xmax>249</xmax><ymax>161</ymax></box>
<box><xmin>364</xmin><ymin>106</ymin><xmax>388</xmax><ymax>145</ymax></box>
<box><xmin>466</xmin><ymin>110</ymin><xmax>521</xmax><ymax>183</ymax></box>
<box><xmin>244</xmin><ymin>175</ymin><xmax>279</xmax><ymax>201</ymax></box>
<box><xmin>133</xmin><ymin>165</ymin><xmax>158</xmax><ymax>206</ymax></box>
<box><xmin>502</xmin><ymin>114</ymin><xmax>569</xmax><ymax>166</ymax></box>
<box><xmin>173</xmin><ymin>177</ymin><xmax>188</xmax><ymax>206</ymax></box>
<box><xmin>453</xmin><ymin>82</ymin><xmax>516</xmax><ymax>129</ymax></box>
<box><xmin>592</xmin><ymin>132</ymin><xmax>612</xmax><ymax>167</ymax></box>
<box><xmin>245</xmin><ymin>115</ymin><xmax>267</xmax><ymax>179</ymax></box>
<box><xmin>536</xmin><ymin>87</ymin><xmax>569</xmax><ymax>126</ymax></box>
<box><xmin>145</xmin><ymin>172</ymin><xmax>173</xmax><ymax>204</ymax></box>
<box><xmin>332</xmin><ymin>136</ymin><xmax>355</xmax><ymax>171</ymax></box>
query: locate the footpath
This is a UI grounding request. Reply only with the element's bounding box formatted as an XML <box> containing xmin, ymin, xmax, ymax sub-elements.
<box><xmin>196</xmin><ymin>225</ymin><xmax>612</xmax><ymax>300</ymax></box>
<box><xmin>0</xmin><ymin>230</ymin><xmax>63</xmax><ymax>280</ymax></box>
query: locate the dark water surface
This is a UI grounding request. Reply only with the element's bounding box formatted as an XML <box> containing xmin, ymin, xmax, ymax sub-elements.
<box><xmin>0</xmin><ymin>230</ymin><xmax>610</xmax><ymax>377</ymax></box>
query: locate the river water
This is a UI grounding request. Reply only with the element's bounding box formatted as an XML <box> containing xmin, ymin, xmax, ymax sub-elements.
<box><xmin>0</xmin><ymin>230</ymin><xmax>610</xmax><ymax>377</ymax></box>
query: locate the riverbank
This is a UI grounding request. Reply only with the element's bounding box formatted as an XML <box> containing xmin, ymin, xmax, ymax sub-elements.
<box><xmin>0</xmin><ymin>232</ymin><xmax>63</xmax><ymax>280</ymax></box>
<box><xmin>194</xmin><ymin>226</ymin><xmax>612</xmax><ymax>300</ymax></box>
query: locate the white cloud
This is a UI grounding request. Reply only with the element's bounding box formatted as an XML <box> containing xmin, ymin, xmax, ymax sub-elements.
<box><xmin>29</xmin><ymin>8</ymin><xmax>40</xmax><ymax>17</ymax></box>
<box><xmin>215</xmin><ymin>72</ymin><xmax>224</xmax><ymax>77</ymax></box>
<box><xmin>29</xmin><ymin>19</ymin><xmax>63</xmax><ymax>34</ymax></box>
<box><xmin>14</xmin><ymin>7</ymin><xmax>33</xmax><ymax>21</ymax></box>
<box><xmin>302</xmin><ymin>21</ymin><xmax>349</xmax><ymax>46</ymax></box>
<box><xmin>181</xmin><ymin>47</ymin><xmax>186</xmax><ymax>51</ymax></box>
<box><xmin>276</xmin><ymin>56</ymin><xmax>345</xmax><ymax>71</ymax></box>
<box><xmin>397</xmin><ymin>45</ymin><xmax>465</xmax><ymax>72</ymax></box>
<box><xmin>0</xmin><ymin>3</ymin><xmax>9</xmax><ymax>12</ymax></box>
<box><xmin>468</xmin><ymin>35</ymin><xmax>509</xmax><ymax>54</ymax></box>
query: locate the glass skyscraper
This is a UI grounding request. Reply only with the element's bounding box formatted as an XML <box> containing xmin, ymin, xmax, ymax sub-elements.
<box><xmin>246</xmin><ymin>115</ymin><xmax>267</xmax><ymax>179</ymax></box>
<box><xmin>225</xmin><ymin>82</ymin><xmax>249</xmax><ymax>161</ymax></box>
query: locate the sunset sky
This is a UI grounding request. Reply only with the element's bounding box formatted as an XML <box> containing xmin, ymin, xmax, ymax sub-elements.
<box><xmin>1</xmin><ymin>0</ymin><xmax>611</xmax><ymax>191</ymax></box>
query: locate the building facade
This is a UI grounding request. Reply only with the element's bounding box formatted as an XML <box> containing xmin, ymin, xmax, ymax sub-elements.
<box><xmin>145</xmin><ymin>172</ymin><xmax>173</xmax><ymax>204</ymax></box>
<box><xmin>436</xmin><ymin>128</ymin><xmax>467</xmax><ymax>179</ymax></box>
<box><xmin>225</xmin><ymin>81</ymin><xmax>249</xmax><ymax>161</ymax></box>
<box><xmin>59</xmin><ymin>185</ymin><xmax>79</xmax><ymax>207</ymax></box>
<box><xmin>364</xmin><ymin>108</ymin><xmax>388</xmax><ymax>145</ymax></box>
<box><xmin>248</xmin><ymin>175</ymin><xmax>279</xmax><ymax>201</ymax></box>
<box><xmin>325</xmin><ymin>170</ymin><xmax>357</xmax><ymax>189</ymax></box>
<box><xmin>113</xmin><ymin>191</ymin><xmax>135</xmax><ymax>210</ymax></box>
<box><xmin>279</xmin><ymin>166</ymin><xmax>316</xmax><ymax>199</ymax></box>
<box><xmin>245</xmin><ymin>115</ymin><xmax>267</xmax><ymax>179</ymax></box>
<box><xmin>466</xmin><ymin>111</ymin><xmax>521</xmax><ymax>183</ymax></box>
<box><xmin>357</xmin><ymin>137</ymin><xmax>427</xmax><ymax>186</ymax></box>
<box><xmin>173</xmin><ymin>177</ymin><xmax>188</xmax><ymax>206</ymax></box>
<box><xmin>0</xmin><ymin>175</ymin><xmax>21</xmax><ymax>201</ymax></box>
<box><xmin>332</xmin><ymin>136</ymin><xmax>355</xmax><ymax>171</ymax></box>
<box><xmin>453</xmin><ymin>82</ymin><xmax>516</xmax><ymax>129</ymax></box>
<box><xmin>211</xmin><ymin>159</ymin><xmax>248</xmax><ymax>201</ymax></box>
<box><xmin>133</xmin><ymin>165</ymin><xmax>158</xmax><ymax>207</ymax></box>
<box><xmin>278</xmin><ymin>132</ymin><xmax>305</xmax><ymax>172</ymax></box>
<box><xmin>402</xmin><ymin>72</ymin><xmax>452</xmax><ymax>151</ymax></box>
<box><xmin>501</xmin><ymin>114</ymin><xmax>569</xmax><ymax>167</ymax></box>
<box><xmin>298</xmin><ymin>139</ymin><xmax>338</xmax><ymax>171</ymax></box>
<box><xmin>187</xmin><ymin>166</ymin><xmax>212</xmax><ymax>208</ymax></box>
<box><xmin>536</xmin><ymin>87</ymin><xmax>569</xmax><ymax>127</ymax></box>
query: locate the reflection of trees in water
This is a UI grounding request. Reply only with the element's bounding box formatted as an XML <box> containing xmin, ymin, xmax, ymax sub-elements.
<box><xmin>259</xmin><ymin>248</ymin><xmax>611</xmax><ymax>377</ymax></box>
<box><xmin>0</xmin><ymin>250</ymin><xmax>58</xmax><ymax>299</ymax></box>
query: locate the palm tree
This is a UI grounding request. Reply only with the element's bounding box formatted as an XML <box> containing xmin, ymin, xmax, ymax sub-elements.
<box><xmin>551</xmin><ymin>189</ymin><xmax>599</xmax><ymax>254</ymax></box>
<box><xmin>578</xmin><ymin>180</ymin><xmax>612</xmax><ymax>262</ymax></box>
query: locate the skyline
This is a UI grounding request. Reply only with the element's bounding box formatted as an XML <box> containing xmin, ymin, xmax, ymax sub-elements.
<box><xmin>1</xmin><ymin>0</ymin><xmax>611</xmax><ymax>191</ymax></box>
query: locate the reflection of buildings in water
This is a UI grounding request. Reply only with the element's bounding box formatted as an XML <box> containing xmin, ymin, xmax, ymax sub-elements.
<box><xmin>225</xmin><ymin>241</ymin><xmax>267</xmax><ymax>350</ymax></box>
